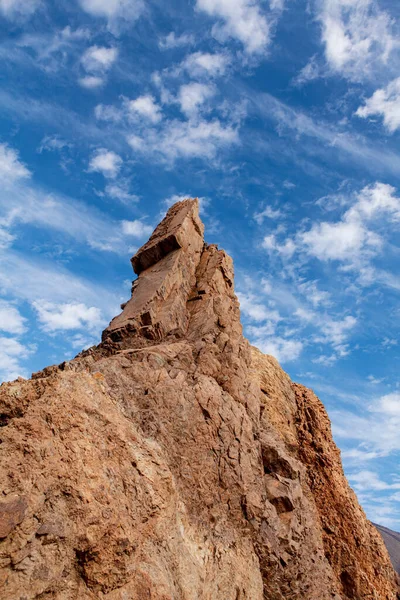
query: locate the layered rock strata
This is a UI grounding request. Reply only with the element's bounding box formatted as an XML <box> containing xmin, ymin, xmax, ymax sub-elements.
<box><xmin>0</xmin><ymin>199</ymin><xmax>398</xmax><ymax>599</ymax></box>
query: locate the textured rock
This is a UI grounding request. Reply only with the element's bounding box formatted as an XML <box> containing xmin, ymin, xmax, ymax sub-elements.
<box><xmin>0</xmin><ymin>198</ymin><xmax>398</xmax><ymax>599</ymax></box>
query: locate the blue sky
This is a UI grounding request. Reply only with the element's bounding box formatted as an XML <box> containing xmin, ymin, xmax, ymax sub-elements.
<box><xmin>1</xmin><ymin>0</ymin><xmax>400</xmax><ymax>529</ymax></box>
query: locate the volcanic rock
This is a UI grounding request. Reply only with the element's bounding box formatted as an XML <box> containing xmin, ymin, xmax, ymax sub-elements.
<box><xmin>0</xmin><ymin>199</ymin><xmax>398</xmax><ymax>599</ymax></box>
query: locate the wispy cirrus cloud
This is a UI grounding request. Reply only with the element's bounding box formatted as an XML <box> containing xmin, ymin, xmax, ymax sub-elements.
<box><xmin>250</xmin><ymin>91</ymin><xmax>400</xmax><ymax>176</ymax></box>
<box><xmin>0</xmin><ymin>143</ymin><xmax>148</xmax><ymax>254</ymax></box>
<box><xmin>237</xmin><ymin>273</ymin><xmax>356</xmax><ymax>365</ymax></box>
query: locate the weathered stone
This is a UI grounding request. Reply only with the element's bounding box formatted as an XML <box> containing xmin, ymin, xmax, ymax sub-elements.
<box><xmin>0</xmin><ymin>198</ymin><xmax>398</xmax><ymax>599</ymax></box>
<box><xmin>36</xmin><ymin>521</ymin><xmax>65</xmax><ymax>538</ymax></box>
<box><xmin>0</xmin><ymin>496</ymin><xmax>27</xmax><ymax>538</ymax></box>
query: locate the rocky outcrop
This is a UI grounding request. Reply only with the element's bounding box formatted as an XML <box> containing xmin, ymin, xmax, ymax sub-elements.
<box><xmin>0</xmin><ymin>199</ymin><xmax>398</xmax><ymax>599</ymax></box>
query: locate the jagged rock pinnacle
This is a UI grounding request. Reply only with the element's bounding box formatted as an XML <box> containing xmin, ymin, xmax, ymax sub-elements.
<box><xmin>0</xmin><ymin>199</ymin><xmax>398</xmax><ymax>599</ymax></box>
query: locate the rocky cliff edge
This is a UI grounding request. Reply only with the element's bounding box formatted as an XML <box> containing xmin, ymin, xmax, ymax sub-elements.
<box><xmin>0</xmin><ymin>199</ymin><xmax>398</xmax><ymax>599</ymax></box>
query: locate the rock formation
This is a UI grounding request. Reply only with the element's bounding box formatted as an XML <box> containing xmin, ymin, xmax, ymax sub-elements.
<box><xmin>0</xmin><ymin>199</ymin><xmax>398</xmax><ymax>599</ymax></box>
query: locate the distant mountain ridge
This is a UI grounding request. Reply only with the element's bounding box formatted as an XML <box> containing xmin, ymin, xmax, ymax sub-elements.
<box><xmin>375</xmin><ymin>523</ymin><xmax>400</xmax><ymax>575</ymax></box>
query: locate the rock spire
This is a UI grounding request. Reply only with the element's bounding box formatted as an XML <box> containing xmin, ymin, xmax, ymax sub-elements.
<box><xmin>0</xmin><ymin>199</ymin><xmax>398</xmax><ymax>599</ymax></box>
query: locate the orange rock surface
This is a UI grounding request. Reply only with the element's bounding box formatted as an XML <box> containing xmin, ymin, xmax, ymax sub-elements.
<box><xmin>0</xmin><ymin>199</ymin><xmax>398</xmax><ymax>599</ymax></box>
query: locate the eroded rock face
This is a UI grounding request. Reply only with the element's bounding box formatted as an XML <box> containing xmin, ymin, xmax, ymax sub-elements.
<box><xmin>0</xmin><ymin>199</ymin><xmax>398</xmax><ymax>599</ymax></box>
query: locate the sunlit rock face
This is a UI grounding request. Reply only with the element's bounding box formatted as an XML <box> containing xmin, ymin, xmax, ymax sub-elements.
<box><xmin>0</xmin><ymin>199</ymin><xmax>398</xmax><ymax>599</ymax></box>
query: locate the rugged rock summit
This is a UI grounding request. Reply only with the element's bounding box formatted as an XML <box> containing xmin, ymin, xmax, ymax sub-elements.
<box><xmin>0</xmin><ymin>199</ymin><xmax>398</xmax><ymax>599</ymax></box>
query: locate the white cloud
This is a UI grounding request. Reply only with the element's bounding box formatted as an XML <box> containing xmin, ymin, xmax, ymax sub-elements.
<box><xmin>78</xmin><ymin>0</ymin><xmax>145</xmax><ymax>33</ymax></box>
<box><xmin>315</xmin><ymin>314</ymin><xmax>357</xmax><ymax>347</ymax></box>
<box><xmin>0</xmin><ymin>300</ymin><xmax>26</xmax><ymax>334</ymax></box>
<box><xmin>128</xmin><ymin>95</ymin><xmax>162</xmax><ymax>123</ymax></box>
<box><xmin>295</xmin><ymin>307</ymin><xmax>356</xmax><ymax>361</ymax></box>
<box><xmin>256</xmin><ymin>336</ymin><xmax>303</xmax><ymax>362</ymax></box>
<box><xmin>0</xmin><ymin>143</ymin><xmax>30</xmax><ymax>184</ymax></box>
<box><xmin>237</xmin><ymin>285</ymin><xmax>302</xmax><ymax>362</ymax></box>
<box><xmin>159</xmin><ymin>32</ymin><xmax>195</xmax><ymax>50</ymax></box>
<box><xmin>0</xmin><ymin>336</ymin><xmax>33</xmax><ymax>382</ymax></box>
<box><xmin>262</xmin><ymin>233</ymin><xmax>296</xmax><ymax>257</ymax></box>
<box><xmin>178</xmin><ymin>82</ymin><xmax>215</xmax><ymax>117</ymax></box>
<box><xmin>121</xmin><ymin>219</ymin><xmax>153</xmax><ymax>238</ymax></box>
<box><xmin>300</xmin><ymin>219</ymin><xmax>376</xmax><ymax>262</ymax></box>
<box><xmin>88</xmin><ymin>148</ymin><xmax>122</xmax><ymax>178</ymax></box>
<box><xmin>95</xmin><ymin>95</ymin><xmax>162</xmax><ymax>124</ymax></box>
<box><xmin>341</xmin><ymin>448</ymin><xmax>381</xmax><ymax>462</ymax></box>
<box><xmin>238</xmin><ymin>291</ymin><xmax>280</xmax><ymax>322</ymax></box>
<box><xmin>0</xmin><ymin>227</ymin><xmax>15</xmax><ymax>249</ymax></box>
<box><xmin>298</xmin><ymin>182</ymin><xmax>400</xmax><ymax>265</ymax></box>
<box><xmin>356</xmin><ymin>77</ymin><xmax>400</xmax><ymax>133</ymax></box>
<box><xmin>317</xmin><ymin>0</ymin><xmax>397</xmax><ymax>80</ymax></box>
<box><xmin>33</xmin><ymin>300</ymin><xmax>104</xmax><ymax>333</ymax></box>
<box><xmin>293</xmin><ymin>55</ymin><xmax>320</xmax><ymax>86</ymax></box>
<box><xmin>196</xmin><ymin>0</ymin><xmax>270</xmax><ymax>54</ymax></box>
<box><xmin>264</xmin><ymin>183</ymin><xmax>400</xmax><ymax>272</ymax></box>
<box><xmin>38</xmin><ymin>135</ymin><xmax>72</xmax><ymax>153</ymax></box>
<box><xmin>297</xmin><ymin>280</ymin><xmax>330</xmax><ymax>307</ymax></box>
<box><xmin>127</xmin><ymin>118</ymin><xmax>238</xmax><ymax>162</ymax></box>
<box><xmin>269</xmin><ymin>0</ymin><xmax>284</xmax><ymax>10</ymax></box>
<box><xmin>254</xmin><ymin>205</ymin><xmax>282</xmax><ymax>224</ymax></box>
<box><xmin>70</xmin><ymin>333</ymin><xmax>100</xmax><ymax>350</ymax></box>
<box><xmin>347</xmin><ymin>182</ymin><xmax>400</xmax><ymax>221</ymax></box>
<box><xmin>81</xmin><ymin>45</ymin><xmax>118</xmax><ymax>72</ymax></box>
<box><xmin>94</xmin><ymin>103</ymin><xmax>123</xmax><ymax>122</ymax></box>
<box><xmin>333</xmin><ymin>390</ymin><xmax>400</xmax><ymax>456</ymax></box>
<box><xmin>182</xmin><ymin>51</ymin><xmax>230</xmax><ymax>78</ymax></box>
<box><xmin>373</xmin><ymin>392</ymin><xmax>400</xmax><ymax>416</ymax></box>
<box><xmin>312</xmin><ymin>353</ymin><xmax>338</xmax><ymax>366</ymax></box>
<box><xmin>79</xmin><ymin>45</ymin><xmax>118</xmax><ymax>89</ymax></box>
<box><xmin>349</xmin><ymin>470</ymin><xmax>400</xmax><ymax>492</ymax></box>
<box><xmin>79</xmin><ymin>75</ymin><xmax>104</xmax><ymax>89</ymax></box>
<box><xmin>0</xmin><ymin>0</ymin><xmax>40</xmax><ymax>20</ymax></box>
<box><xmin>105</xmin><ymin>182</ymin><xmax>139</xmax><ymax>203</ymax></box>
